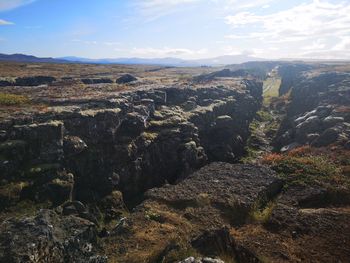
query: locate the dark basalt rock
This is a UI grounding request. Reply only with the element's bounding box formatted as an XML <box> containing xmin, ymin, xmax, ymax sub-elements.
<box><xmin>15</xmin><ymin>76</ymin><xmax>56</xmax><ymax>86</ymax></box>
<box><xmin>191</xmin><ymin>227</ymin><xmax>261</xmax><ymax>263</ymax></box>
<box><xmin>0</xmin><ymin>80</ymin><xmax>14</xmax><ymax>87</ymax></box>
<box><xmin>63</xmin><ymin>136</ymin><xmax>88</xmax><ymax>157</ymax></box>
<box><xmin>0</xmin><ymin>210</ymin><xmax>106</xmax><ymax>263</ymax></box>
<box><xmin>274</xmin><ymin>72</ymin><xmax>350</xmax><ymax>150</ymax></box>
<box><xmin>146</xmin><ymin>163</ymin><xmax>284</xmax><ymax>226</ymax></box>
<box><xmin>81</xmin><ymin>78</ymin><xmax>113</xmax><ymax>84</ymax></box>
<box><xmin>116</xmin><ymin>74</ymin><xmax>137</xmax><ymax>84</ymax></box>
<box><xmin>0</xmin><ymin>82</ymin><xmax>262</xmax><ymax>209</ymax></box>
<box><xmin>193</xmin><ymin>69</ymin><xmax>250</xmax><ymax>83</ymax></box>
<box><xmin>277</xmin><ymin>63</ymin><xmax>313</xmax><ymax>96</ymax></box>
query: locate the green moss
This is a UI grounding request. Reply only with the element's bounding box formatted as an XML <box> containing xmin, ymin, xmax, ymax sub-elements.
<box><xmin>28</xmin><ymin>163</ymin><xmax>61</xmax><ymax>175</ymax></box>
<box><xmin>149</xmin><ymin>116</ymin><xmax>185</xmax><ymax>129</ymax></box>
<box><xmin>256</xmin><ymin>110</ymin><xmax>274</xmax><ymax>122</ymax></box>
<box><xmin>249</xmin><ymin>201</ymin><xmax>276</xmax><ymax>223</ymax></box>
<box><xmin>0</xmin><ymin>93</ymin><xmax>30</xmax><ymax>106</ymax></box>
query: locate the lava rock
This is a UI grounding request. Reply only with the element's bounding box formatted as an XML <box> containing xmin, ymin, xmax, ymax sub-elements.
<box><xmin>81</xmin><ymin>78</ymin><xmax>113</xmax><ymax>84</ymax></box>
<box><xmin>0</xmin><ymin>210</ymin><xmax>106</xmax><ymax>263</ymax></box>
<box><xmin>63</xmin><ymin>136</ymin><xmax>88</xmax><ymax>157</ymax></box>
<box><xmin>311</xmin><ymin>127</ymin><xmax>340</xmax><ymax>147</ymax></box>
<box><xmin>146</xmin><ymin>163</ymin><xmax>284</xmax><ymax>226</ymax></box>
<box><xmin>116</xmin><ymin>74</ymin><xmax>137</xmax><ymax>84</ymax></box>
<box><xmin>15</xmin><ymin>76</ymin><xmax>56</xmax><ymax>86</ymax></box>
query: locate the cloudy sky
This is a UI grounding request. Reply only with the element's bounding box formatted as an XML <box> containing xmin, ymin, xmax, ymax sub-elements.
<box><xmin>0</xmin><ymin>0</ymin><xmax>349</xmax><ymax>59</ymax></box>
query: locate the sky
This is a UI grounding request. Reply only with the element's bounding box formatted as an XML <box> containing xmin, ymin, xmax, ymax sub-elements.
<box><xmin>0</xmin><ymin>0</ymin><xmax>350</xmax><ymax>60</ymax></box>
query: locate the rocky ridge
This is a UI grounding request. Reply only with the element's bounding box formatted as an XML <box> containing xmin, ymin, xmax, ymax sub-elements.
<box><xmin>274</xmin><ymin>72</ymin><xmax>350</xmax><ymax>151</ymax></box>
<box><xmin>1</xmin><ymin>62</ymin><xmax>350</xmax><ymax>262</ymax></box>
<box><xmin>0</xmin><ymin>80</ymin><xmax>263</xmax><ymax>262</ymax></box>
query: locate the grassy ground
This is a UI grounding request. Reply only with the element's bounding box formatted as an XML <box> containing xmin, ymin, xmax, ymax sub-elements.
<box><xmin>242</xmin><ymin>74</ymin><xmax>282</xmax><ymax>164</ymax></box>
<box><xmin>263</xmin><ymin>76</ymin><xmax>281</xmax><ymax>104</ymax></box>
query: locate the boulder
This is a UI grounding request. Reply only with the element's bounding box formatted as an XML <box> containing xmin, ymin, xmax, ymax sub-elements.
<box><xmin>323</xmin><ymin>116</ymin><xmax>344</xmax><ymax>129</ymax></box>
<box><xmin>280</xmin><ymin>142</ymin><xmax>301</xmax><ymax>153</ymax></box>
<box><xmin>295</xmin><ymin>116</ymin><xmax>322</xmax><ymax>142</ymax></box>
<box><xmin>311</xmin><ymin>127</ymin><xmax>340</xmax><ymax>147</ymax></box>
<box><xmin>116</xmin><ymin>74</ymin><xmax>137</xmax><ymax>84</ymax></box>
<box><xmin>63</xmin><ymin>136</ymin><xmax>88</xmax><ymax>157</ymax></box>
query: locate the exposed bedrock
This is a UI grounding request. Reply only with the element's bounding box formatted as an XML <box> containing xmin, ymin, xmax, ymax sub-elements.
<box><xmin>277</xmin><ymin>63</ymin><xmax>314</xmax><ymax>96</ymax></box>
<box><xmin>0</xmin><ymin>209</ymin><xmax>107</xmax><ymax>263</ymax></box>
<box><xmin>274</xmin><ymin>72</ymin><xmax>350</xmax><ymax>151</ymax></box>
<box><xmin>145</xmin><ymin>163</ymin><xmax>283</xmax><ymax>226</ymax></box>
<box><xmin>102</xmin><ymin>163</ymin><xmax>283</xmax><ymax>262</ymax></box>
<box><xmin>0</xmin><ymin>81</ymin><xmax>262</xmax><ymax>209</ymax></box>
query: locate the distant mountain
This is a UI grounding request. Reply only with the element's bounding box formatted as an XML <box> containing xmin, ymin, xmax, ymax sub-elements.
<box><xmin>0</xmin><ymin>53</ymin><xmax>266</xmax><ymax>66</ymax></box>
<box><xmin>192</xmin><ymin>55</ymin><xmax>266</xmax><ymax>66</ymax></box>
<box><xmin>59</xmin><ymin>56</ymin><xmax>193</xmax><ymax>66</ymax></box>
<box><xmin>59</xmin><ymin>54</ymin><xmax>266</xmax><ymax>66</ymax></box>
<box><xmin>0</xmin><ymin>53</ymin><xmax>68</xmax><ymax>63</ymax></box>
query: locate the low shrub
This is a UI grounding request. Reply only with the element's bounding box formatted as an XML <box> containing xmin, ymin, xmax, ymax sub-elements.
<box><xmin>262</xmin><ymin>149</ymin><xmax>347</xmax><ymax>188</ymax></box>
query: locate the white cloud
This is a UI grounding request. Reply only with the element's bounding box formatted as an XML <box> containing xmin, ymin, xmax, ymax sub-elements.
<box><xmin>301</xmin><ymin>39</ymin><xmax>326</xmax><ymax>51</ymax></box>
<box><xmin>333</xmin><ymin>37</ymin><xmax>350</xmax><ymax>51</ymax></box>
<box><xmin>225</xmin><ymin>0</ymin><xmax>350</xmax><ymax>40</ymax></box>
<box><xmin>0</xmin><ymin>19</ymin><xmax>13</xmax><ymax>25</ymax></box>
<box><xmin>131</xmin><ymin>47</ymin><xmax>208</xmax><ymax>58</ymax></box>
<box><xmin>0</xmin><ymin>0</ymin><xmax>36</xmax><ymax>12</ymax></box>
<box><xmin>224</xmin><ymin>0</ymin><xmax>350</xmax><ymax>58</ymax></box>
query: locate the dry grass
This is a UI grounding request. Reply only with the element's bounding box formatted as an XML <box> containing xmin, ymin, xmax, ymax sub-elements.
<box><xmin>263</xmin><ymin>76</ymin><xmax>281</xmax><ymax>104</ymax></box>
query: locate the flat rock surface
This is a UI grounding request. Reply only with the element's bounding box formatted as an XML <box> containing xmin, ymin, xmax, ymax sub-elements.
<box><xmin>146</xmin><ymin>163</ymin><xmax>283</xmax><ymax>210</ymax></box>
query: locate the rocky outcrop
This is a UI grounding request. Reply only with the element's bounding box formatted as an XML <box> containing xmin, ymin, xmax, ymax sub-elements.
<box><xmin>277</xmin><ymin>63</ymin><xmax>313</xmax><ymax>96</ymax></box>
<box><xmin>0</xmin><ymin>82</ymin><xmax>262</xmax><ymax>210</ymax></box>
<box><xmin>81</xmin><ymin>78</ymin><xmax>113</xmax><ymax>84</ymax></box>
<box><xmin>191</xmin><ymin>227</ymin><xmax>261</xmax><ymax>263</ymax></box>
<box><xmin>274</xmin><ymin>72</ymin><xmax>350</xmax><ymax>150</ymax></box>
<box><xmin>0</xmin><ymin>79</ymin><xmax>14</xmax><ymax>87</ymax></box>
<box><xmin>102</xmin><ymin>163</ymin><xmax>283</xmax><ymax>262</ymax></box>
<box><xmin>193</xmin><ymin>69</ymin><xmax>250</xmax><ymax>83</ymax></box>
<box><xmin>15</xmin><ymin>76</ymin><xmax>56</xmax><ymax>86</ymax></box>
<box><xmin>0</xmin><ymin>210</ymin><xmax>106</xmax><ymax>263</ymax></box>
<box><xmin>116</xmin><ymin>74</ymin><xmax>137</xmax><ymax>84</ymax></box>
<box><xmin>146</xmin><ymin>163</ymin><xmax>283</xmax><ymax>225</ymax></box>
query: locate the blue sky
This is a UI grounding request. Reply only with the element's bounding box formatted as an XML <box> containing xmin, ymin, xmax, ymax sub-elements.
<box><xmin>0</xmin><ymin>0</ymin><xmax>349</xmax><ymax>59</ymax></box>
